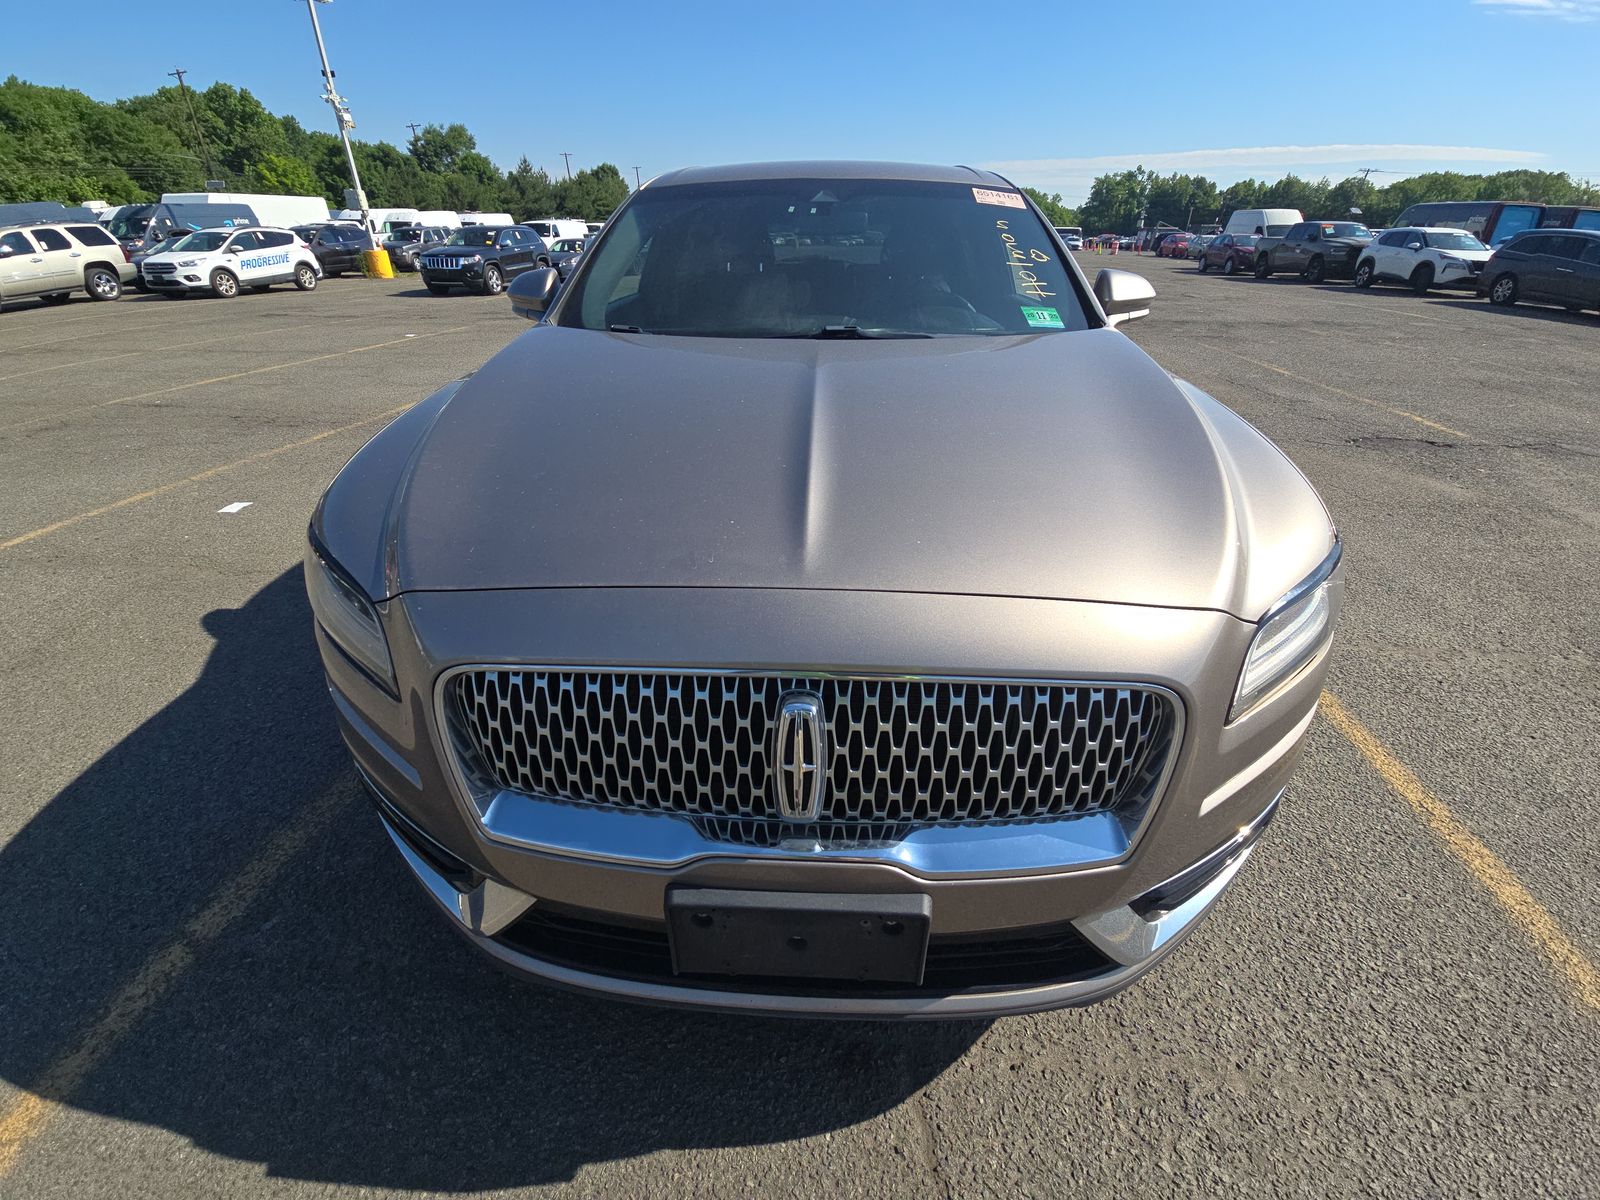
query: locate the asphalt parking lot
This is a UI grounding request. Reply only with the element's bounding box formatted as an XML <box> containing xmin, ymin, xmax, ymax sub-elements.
<box><xmin>1</xmin><ymin>260</ymin><xmax>1596</xmax><ymax>1198</ymax></box>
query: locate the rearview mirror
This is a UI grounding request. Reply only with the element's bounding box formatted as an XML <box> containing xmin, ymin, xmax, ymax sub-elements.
<box><xmin>508</xmin><ymin>266</ymin><xmax>560</xmax><ymax>320</ymax></box>
<box><xmin>1093</xmin><ymin>268</ymin><xmax>1155</xmax><ymax>327</ymax></box>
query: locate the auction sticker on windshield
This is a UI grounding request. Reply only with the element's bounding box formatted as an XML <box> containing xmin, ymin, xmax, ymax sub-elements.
<box><xmin>1021</xmin><ymin>306</ymin><xmax>1064</xmax><ymax>329</ymax></box>
<box><xmin>973</xmin><ymin>187</ymin><xmax>1026</xmax><ymax>209</ymax></box>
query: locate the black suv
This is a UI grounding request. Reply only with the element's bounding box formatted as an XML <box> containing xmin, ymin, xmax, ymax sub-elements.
<box><xmin>1481</xmin><ymin>228</ymin><xmax>1600</xmax><ymax>313</ymax></box>
<box><xmin>292</xmin><ymin>223</ymin><xmax>374</xmax><ymax>278</ymax></box>
<box><xmin>419</xmin><ymin>225</ymin><xmax>550</xmax><ymax>295</ymax></box>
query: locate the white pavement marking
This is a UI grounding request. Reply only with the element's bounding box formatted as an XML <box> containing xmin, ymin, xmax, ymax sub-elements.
<box><xmin>216</xmin><ymin>502</ymin><xmax>253</xmax><ymax>514</ymax></box>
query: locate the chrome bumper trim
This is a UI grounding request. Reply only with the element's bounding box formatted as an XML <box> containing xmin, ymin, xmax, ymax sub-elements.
<box><xmin>1074</xmin><ymin>789</ymin><xmax>1281</xmax><ymax>966</ymax></box>
<box><xmin>473</xmin><ymin>791</ymin><xmax>1131</xmax><ymax>879</ymax></box>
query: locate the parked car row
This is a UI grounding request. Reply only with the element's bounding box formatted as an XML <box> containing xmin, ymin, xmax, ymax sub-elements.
<box><xmin>3</xmin><ymin>212</ymin><xmax>603</xmax><ymax>308</ymax></box>
<box><xmin>1177</xmin><ymin>216</ymin><xmax>1600</xmax><ymax>316</ymax></box>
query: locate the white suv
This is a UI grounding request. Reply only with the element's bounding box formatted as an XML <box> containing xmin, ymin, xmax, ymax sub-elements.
<box><xmin>1353</xmin><ymin>226</ymin><xmax>1492</xmax><ymax>293</ymax></box>
<box><xmin>0</xmin><ymin>221</ymin><xmax>136</xmax><ymax>307</ymax></box>
<box><xmin>139</xmin><ymin>226</ymin><xmax>321</xmax><ymax>298</ymax></box>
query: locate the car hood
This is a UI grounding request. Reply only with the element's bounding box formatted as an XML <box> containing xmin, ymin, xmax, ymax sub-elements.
<box><xmin>377</xmin><ymin>327</ymin><xmax>1322</xmax><ymax>615</ymax></box>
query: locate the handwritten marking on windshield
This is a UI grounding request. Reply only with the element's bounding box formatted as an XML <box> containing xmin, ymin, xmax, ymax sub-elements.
<box><xmin>997</xmin><ymin>219</ymin><xmax>1056</xmax><ymax>301</ymax></box>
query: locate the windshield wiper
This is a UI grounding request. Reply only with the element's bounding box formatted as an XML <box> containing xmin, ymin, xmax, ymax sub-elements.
<box><xmin>795</xmin><ymin>324</ymin><xmax>934</xmax><ymax>339</ymax></box>
<box><xmin>607</xmin><ymin>324</ymin><xmax>647</xmax><ymax>333</ymax></box>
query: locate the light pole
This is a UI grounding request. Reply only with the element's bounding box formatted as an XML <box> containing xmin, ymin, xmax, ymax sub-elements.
<box><xmin>560</xmin><ymin>152</ymin><xmax>573</xmax><ymax>180</ymax></box>
<box><xmin>633</xmin><ymin>166</ymin><xmax>642</xmax><ymax>190</ymax></box>
<box><xmin>298</xmin><ymin>0</ymin><xmax>369</xmax><ymax>235</ymax></box>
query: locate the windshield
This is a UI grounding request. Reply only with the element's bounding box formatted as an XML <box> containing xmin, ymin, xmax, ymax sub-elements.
<box><xmin>1320</xmin><ymin>223</ymin><xmax>1371</xmax><ymax>238</ymax></box>
<box><xmin>106</xmin><ymin>206</ymin><xmax>154</xmax><ymax>241</ymax></box>
<box><xmin>446</xmin><ymin>227</ymin><xmax>498</xmax><ymax>246</ymax></box>
<box><xmin>388</xmin><ymin>227</ymin><xmax>423</xmax><ymax>243</ymax></box>
<box><xmin>552</xmin><ymin>238</ymin><xmax>585</xmax><ymax>252</ymax></box>
<box><xmin>1425</xmin><ymin>231</ymin><xmax>1487</xmax><ymax>251</ymax></box>
<box><xmin>560</xmin><ymin>178</ymin><xmax>1089</xmax><ymax>337</ymax></box>
<box><xmin>168</xmin><ymin>231</ymin><xmax>230</xmax><ymax>253</ymax></box>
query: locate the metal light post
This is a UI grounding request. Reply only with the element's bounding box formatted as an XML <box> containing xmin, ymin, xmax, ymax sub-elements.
<box><xmin>299</xmin><ymin>0</ymin><xmax>369</xmax><ymax>235</ymax></box>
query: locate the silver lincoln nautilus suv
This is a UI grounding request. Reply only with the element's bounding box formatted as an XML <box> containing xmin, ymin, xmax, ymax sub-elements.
<box><xmin>307</xmin><ymin>161</ymin><xmax>1342</xmax><ymax>1018</ymax></box>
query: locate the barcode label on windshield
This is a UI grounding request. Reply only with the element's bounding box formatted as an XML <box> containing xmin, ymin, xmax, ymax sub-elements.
<box><xmin>973</xmin><ymin>188</ymin><xmax>1026</xmax><ymax>209</ymax></box>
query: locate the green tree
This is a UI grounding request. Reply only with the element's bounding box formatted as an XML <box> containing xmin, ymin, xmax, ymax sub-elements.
<box><xmin>1022</xmin><ymin>187</ymin><xmax>1076</xmax><ymax>227</ymax></box>
<box><xmin>245</xmin><ymin>151</ymin><xmax>319</xmax><ymax>197</ymax></box>
<box><xmin>553</xmin><ymin>163</ymin><xmax>630</xmax><ymax>220</ymax></box>
<box><xmin>504</xmin><ymin>157</ymin><xmax>558</xmax><ymax>220</ymax></box>
<box><xmin>1077</xmin><ymin>168</ymin><xmax>1152</xmax><ymax>235</ymax></box>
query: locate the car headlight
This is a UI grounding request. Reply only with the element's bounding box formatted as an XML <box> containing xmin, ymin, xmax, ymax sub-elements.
<box><xmin>177</xmin><ymin>259</ymin><xmax>198</xmax><ymax>267</ymax></box>
<box><xmin>1230</xmin><ymin>541</ymin><xmax>1340</xmax><ymax>721</ymax></box>
<box><xmin>1439</xmin><ymin>255</ymin><xmax>1465</xmax><ymax>266</ymax></box>
<box><xmin>305</xmin><ymin>535</ymin><xmax>398</xmax><ymax>696</ymax></box>
<box><xmin>462</xmin><ymin>253</ymin><xmax>482</xmax><ymax>264</ymax></box>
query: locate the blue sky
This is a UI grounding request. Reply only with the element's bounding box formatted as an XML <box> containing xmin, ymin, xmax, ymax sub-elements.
<box><xmin>13</xmin><ymin>0</ymin><xmax>1599</xmax><ymax>203</ymax></box>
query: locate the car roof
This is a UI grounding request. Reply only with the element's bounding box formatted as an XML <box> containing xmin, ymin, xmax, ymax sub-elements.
<box><xmin>649</xmin><ymin>160</ymin><xmax>1016</xmax><ymax>189</ymax></box>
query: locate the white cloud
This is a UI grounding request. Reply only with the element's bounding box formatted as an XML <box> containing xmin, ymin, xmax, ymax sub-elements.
<box><xmin>1474</xmin><ymin>0</ymin><xmax>1600</xmax><ymax>20</ymax></box>
<box><xmin>981</xmin><ymin>143</ymin><xmax>1546</xmax><ymax>198</ymax></box>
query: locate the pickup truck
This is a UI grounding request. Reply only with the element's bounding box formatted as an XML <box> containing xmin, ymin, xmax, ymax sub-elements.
<box><xmin>1252</xmin><ymin>220</ymin><xmax>1373</xmax><ymax>283</ymax></box>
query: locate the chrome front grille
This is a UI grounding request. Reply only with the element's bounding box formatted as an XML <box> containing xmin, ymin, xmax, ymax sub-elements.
<box><xmin>421</xmin><ymin>254</ymin><xmax>469</xmax><ymax>270</ymax></box>
<box><xmin>445</xmin><ymin>670</ymin><xmax>1176</xmax><ymax>844</ymax></box>
<box><xmin>142</xmin><ymin>262</ymin><xmax>176</xmax><ymax>275</ymax></box>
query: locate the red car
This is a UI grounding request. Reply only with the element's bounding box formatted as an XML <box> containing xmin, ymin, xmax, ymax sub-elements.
<box><xmin>1198</xmin><ymin>232</ymin><xmax>1259</xmax><ymax>275</ymax></box>
<box><xmin>1157</xmin><ymin>233</ymin><xmax>1193</xmax><ymax>258</ymax></box>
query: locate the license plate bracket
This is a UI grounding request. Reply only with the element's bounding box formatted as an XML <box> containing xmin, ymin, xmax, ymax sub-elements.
<box><xmin>666</xmin><ymin>888</ymin><xmax>932</xmax><ymax>985</ymax></box>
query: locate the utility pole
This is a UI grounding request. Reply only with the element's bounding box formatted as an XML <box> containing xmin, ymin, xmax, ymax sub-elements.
<box><xmin>632</xmin><ymin>166</ymin><xmax>642</xmax><ymax>190</ymax></box>
<box><xmin>406</xmin><ymin>121</ymin><xmax>422</xmax><ymax>142</ymax></box>
<box><xmin>298</xmin><ymin>0</ymin><xmax>369</xmax><ymax>235</ymax></box>
<box><xmin>560</xmin><ymin>152</ymin><xmax>573</xmax><ymax>180</ymax></box>
<box><xmin>168</xmin><ymin>68</ymin><xmax>217</xmax><ymax>184</ymax></box>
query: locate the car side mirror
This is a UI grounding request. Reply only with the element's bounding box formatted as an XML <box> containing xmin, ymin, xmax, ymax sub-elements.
<box><xmin>1093</xmin><ymin>268</ymin><xmax>1155</xmax><ymax>327</ymax></box>
<box><xmin>1406</xmin><ymin>242</ymin><xmax>1423</xmax><ymax>251</ymax></box>
<box><xmin>508</xmin><ymin>266</ymin><xmax>560</xmax><ymax>320</ymax></box>
<box><xmin>0</xmin><ymin>245</ymin><xmax>12</xmax><ymax>256</ymax></box>
<box><xmin>225</xmin><ymin>245</ymin><xmax>241</xmax><ymax>254</ymax></box>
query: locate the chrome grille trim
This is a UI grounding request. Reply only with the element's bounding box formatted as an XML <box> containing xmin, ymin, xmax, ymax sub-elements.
<box><xmin>439</xmin><ymin>668</ymin><xmax>1179</xmax><ymax>847</ymax></box>
<box><xmin>421</xmin><ymin>254</ymin><xmax>470</xmax><ymax>270</ymax></box>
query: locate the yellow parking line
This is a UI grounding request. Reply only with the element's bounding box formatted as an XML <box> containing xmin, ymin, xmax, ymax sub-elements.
<box><xmin>1212</xmin><ymin>346</ymin><xmax>1470</xmax><ymax>439</ymax></box>
<box><xmin>0</xmin><ymin>325</ymin><xmax>465</xmax><ymax>436</ymax></box>
<box><xmin>0</xmin><ymin>321</ymin><xmax>325</xmax><ymax>383</ymax></box>
<box><xmin>0</xmin><ymin>399</ymin><xmax>417</xmax><ymax>553</ymax></box>
<box><xmin>0</xmin><ymin>784</ymin><xmax>348</xmax><ymax>1178</ymax></box>
<box><xmin>1321</xmin><ymin>692</ymin><xmax>1600</xmax><ymax>1013</ymax></box>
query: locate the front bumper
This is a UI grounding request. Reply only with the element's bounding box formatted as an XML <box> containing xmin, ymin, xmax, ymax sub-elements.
<box><xmin>315</xmin><ymin>585</ymin><xmax>1337</xmax><ymax>1017</ymax></box>
<box><xmin>371</xmin><ymin>774</ymin><xmax>1285</xmax><ymax>1018</ymax></box>
<box><xmin>420</xmin><ymin>265</ymin><xmax>485</xmax><ymax>288</ymax></box>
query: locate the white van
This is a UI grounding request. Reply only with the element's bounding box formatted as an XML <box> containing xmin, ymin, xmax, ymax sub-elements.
<box><xmin>335</xmin><ymin>206</ymin><xmax>421</xmax><ymax>237</ymax></box>
<box><xmin>162</xmin><ymin>192</ymin><xmax>332</xmax><ymax>230</ymax></box>
<box><xmin>522</xmin><ymin>217</ymin><xmax>590</xmax><ymax>243</ymax></box>
<box><xmin>1224</xmin><ymin>208</ymin><xmax>1303</xmax><ymax>237</ymax></box>
<box><xmin>458</xmin><ymin>211</ymin><xmax>514</xmax><ymax>226</ymax></box>
<box><xmin>413</xmin><ymin>210</ymin><xmax>461</xmax><ymax>230</ymax></box>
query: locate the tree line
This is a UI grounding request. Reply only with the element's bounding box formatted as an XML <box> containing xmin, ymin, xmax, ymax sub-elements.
<box><xmin>0</xmin><ymin>76</ymin><xmax>630</xmax><ymax>221</ymax></box>
<box><xmin>1070</xmin><ymin>166</ymin><xmax>1600</xmax><ymax>235</ymax></box>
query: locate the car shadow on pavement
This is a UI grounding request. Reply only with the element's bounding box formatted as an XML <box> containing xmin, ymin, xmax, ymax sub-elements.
<box><xmin>0</xmin><ymin>567</ymin><xmax>984</xmax><ymax>1191</ymax></box>
<box><xmin>1427</xmin><ymin>298</ymin><xmax>1598</xmax><ymax>326</ymax></box>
